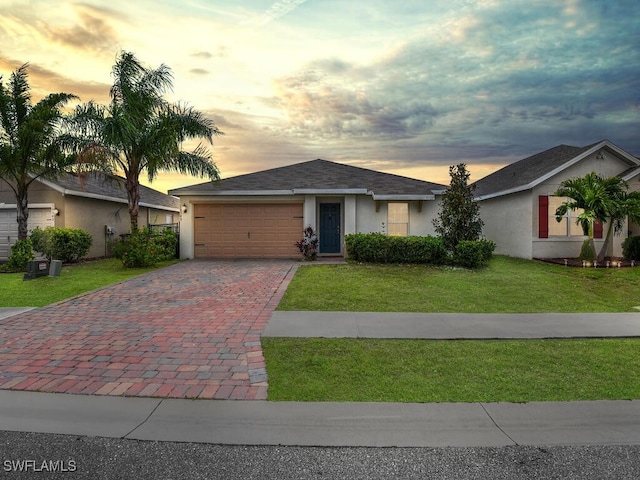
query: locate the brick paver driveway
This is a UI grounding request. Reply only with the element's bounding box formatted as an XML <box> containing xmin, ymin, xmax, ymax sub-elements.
<box><xmin>0</xmin><ymin>260</ymin><xmax>297</xmax><ymax>400</ymax></box>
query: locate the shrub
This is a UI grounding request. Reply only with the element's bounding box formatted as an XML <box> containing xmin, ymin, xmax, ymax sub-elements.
<box><xmin>578</xmin><ymin>239</ymin><xmax>596</xmax><ymax>262</ymax></box>
<box><xmin>5</xmin><ymin>238</ymin><xmax>35</xmax><ymax>271</ymax></box>
<box><xmin>152</xmin><ymin>228</ymin><xmax>179</xmax><ymax>261</ymax></box>
<box><xmin>113</xmin><ymin>227</ymin><xmax>178</xmax><ymax>268</ymax></box>
<box><xmin>31</xmin><ymin>227</ymin><xmax>92</xmax><ymax>263</ymax></box>
<box><xmin>622</xmin><ymin>235</ymin><xmax>640</xmax><ymax>261</ymax></box>
<box><xmin>453</xmin><ymin>239</ymin><xmax>496</xmax><ymax>269</ymax></box>
<box><xmin>29</xmin><ymin>226</ymin><xmax>46</xmax><ymax>254</ymax></box>
<box><xmin>295</xmin><ymin>225</ymin><xmax>319</xmax><ymax>261</ymax></box>
<box><xmin>344</xmin><ymin>233</ymin><xmax>446</xmax><ymax>264</ymax></box>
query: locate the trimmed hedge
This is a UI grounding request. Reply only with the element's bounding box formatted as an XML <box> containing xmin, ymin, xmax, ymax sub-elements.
<box><xmin>345</xmin><ymin>233</ymin><xmax>495</xmax><ymax>268</ymax></box>
<box><xmin>30</xmin><ymin>227</ymin><xmax>92</xmax><ymax>263</ymax></box>
<box><xmin>344</xmin><ymin>233</ymin><xmax>447</xmax><ymax>264</ymax></box>
<box><xmin>622</xmin><ymin>235</ymin><xmax>640</xmax><ymax>261</ymax></box>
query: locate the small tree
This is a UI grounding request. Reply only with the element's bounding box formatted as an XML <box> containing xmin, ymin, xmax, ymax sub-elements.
<box><xmin>433</xmin><ymin>163</ymin><xmax>484</xmax><ymax>252</ymax></box>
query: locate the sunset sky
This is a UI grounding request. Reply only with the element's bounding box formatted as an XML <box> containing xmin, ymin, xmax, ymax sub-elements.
<box><xmin>2</xmin><ymin>0</ymin><xmax>639</xmax><ymax>193</ymax></box>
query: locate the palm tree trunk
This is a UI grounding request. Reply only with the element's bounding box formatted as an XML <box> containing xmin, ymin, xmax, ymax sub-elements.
<box><xmin>16</xmin><ymin>186</ymin><xmax>29</xmax><ymax>241</ymax></box>
<box><xmin>597</xmin><ymin>221</ymin><xmax>614</xmax><ymax>262</ymax></box>
<box><xmin>125</xmin><ymin>174</ymin><xmax>140</xmax><ymax>233</ymax></box>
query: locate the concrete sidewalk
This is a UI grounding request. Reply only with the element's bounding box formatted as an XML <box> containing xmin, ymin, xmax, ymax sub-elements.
<box><xmin>1</xmin><ymin>389</ymin><xmax>639</xmax><ymax>447</ymax></box>
<box><xmin>0</xmin><ymin>307</ymin><xmax>35</xmax><ymax>320</ymax></box>
<box><xmin>265</xmin><ymin>311</ymin><xmax>640</xmax><ymax>339</ymax></box>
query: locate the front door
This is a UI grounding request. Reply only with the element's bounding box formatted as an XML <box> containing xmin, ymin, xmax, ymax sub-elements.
<box><xmin>319</xmin><ymin>203</ymin><xmax>341</xmax><ymax>254</ymax></box>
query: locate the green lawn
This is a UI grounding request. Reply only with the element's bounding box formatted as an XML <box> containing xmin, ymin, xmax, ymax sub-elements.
<box><xmin>268</xmin><ymin>256</ymin><xmax>640</xmax><ymax>402</ymax></box>
<box><xmin>263</xmin><ymin>337</ymin><xmax>640</xmax><ymax>402</ymax></box>
<box><xmin>0</xmin><ymin>258</ymin><xmax>179</xmax><ymax>307</ymax></box>
<box><xmin>278</xmin><ymin>256</ymin><xmax>640</xmax><ymax>313</ymax></box>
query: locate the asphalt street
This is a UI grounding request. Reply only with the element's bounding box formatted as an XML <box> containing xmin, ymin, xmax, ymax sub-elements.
<box><xmin>1</xmin><ymin>430</ymin><xmax>640</xmax><ymax>480</ymax></box>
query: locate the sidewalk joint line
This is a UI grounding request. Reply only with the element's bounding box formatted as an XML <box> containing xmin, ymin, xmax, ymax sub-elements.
<box><xmin>479</xmin><ymin>402</ymin><xmax>519</xmax><ymax>446</ymax></box>
<box><xmin>122</xmin><ymin>399</ymin><xmax>164</xmax><ymax>439</ymax></box>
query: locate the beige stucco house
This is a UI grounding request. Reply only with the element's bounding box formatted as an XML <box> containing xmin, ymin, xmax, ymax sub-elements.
<box><xmin>0</xmin><ymin>172</ymin><xmax>179</xmax><ymax>260</ymax></box>
<box><xmin>473</xmin><ymin>140</ymin><xmax>640</xmax><ymax>259</ymax></box>
<box><xmin>169</xmin><ymin>159</ymin><xmax>447</xmax><ymax>259</ymax></box>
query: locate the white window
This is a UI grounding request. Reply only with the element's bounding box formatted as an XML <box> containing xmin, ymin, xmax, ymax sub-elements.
<box><xmin>549</xmin><ymin>196</ymin><xmax>585</xmax><ymax>237</ymax></box>
<box><xmin>388</xmin><ymin>203</ymin><xmax>409</xmax><ymax>236</ymax></box>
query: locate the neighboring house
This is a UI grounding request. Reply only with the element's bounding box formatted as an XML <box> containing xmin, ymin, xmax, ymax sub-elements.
<box><xmin>169</xmin><ymin>159</ymin><xmax>446</xmax><ymax>259</ymax></box>
<box><xmin>473</xmin><ymin>140</ymin><xmax>640</xmax><ymax>259</ymax></box>
<box><xmin>0</xmin><ymin>172</ymin><xmax>179</xmax><ymax>260</ymax></box>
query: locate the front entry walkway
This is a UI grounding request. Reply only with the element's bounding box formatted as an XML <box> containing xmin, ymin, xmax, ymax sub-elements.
<box><xmin>0</xmin><ymin>260</ymin><xmax>297</xmax><ymax>400</ymax></box>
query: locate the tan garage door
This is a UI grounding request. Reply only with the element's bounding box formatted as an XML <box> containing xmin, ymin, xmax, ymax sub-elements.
<box><xmin>194</xmin><ymin>203</ymin><xmax>303</xmax><ymax>258</ymax></box>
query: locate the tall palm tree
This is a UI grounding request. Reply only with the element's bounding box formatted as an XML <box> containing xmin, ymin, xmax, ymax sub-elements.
<box><xmin>0</xmin><ymin>64</ymin><xmax>78</xmax><ymax>240</ymax></box>
<box><xmin>554</xmin><ymin>172</ymin><xmax>631</xmax><ymax>260</ymax></box>
<box><xmin>74</xmin><ymin>51</ymin><xmax>222</xmax><ymax>232</ymax></box>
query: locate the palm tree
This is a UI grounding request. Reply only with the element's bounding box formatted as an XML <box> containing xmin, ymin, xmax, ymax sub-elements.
<box><xmin>74</xmin><ymin>51</ymin><xmax>222</xmax><ymax>232</ymax></box>
<box><xmin>598</xmin><ymin>189</ymin><xmax>640</xmax><ymax>260</ymax></box>
<box><xmin>0</xmin><ymin>63</ymin><xmax>78</xmax><ymax>240</ymax></box>
<box><xmin>554</xmin><ymin>172</ymin><xmax>634</xmax><ymax>260</ymax></box>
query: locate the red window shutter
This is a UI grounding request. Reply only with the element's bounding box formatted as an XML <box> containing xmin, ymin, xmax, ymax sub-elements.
<box><xmin>538</xmin><ymin>196</ymin><xmax>549</xmax><ymax>238</ymax></box>
<box><xmin>594</xmin><ymin>220</ymin><xmax>603</xmax><ymax>239</ymax></box>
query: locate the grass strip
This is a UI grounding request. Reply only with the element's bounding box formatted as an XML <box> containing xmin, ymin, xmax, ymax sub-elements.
<box><xmin>263</xmin><ymin>337</ymin><xmax>640</xmax><ymax>402</ymax></box>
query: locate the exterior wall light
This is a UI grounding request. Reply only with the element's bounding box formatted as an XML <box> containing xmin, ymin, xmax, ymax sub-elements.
<box><xmin>182</xmin><ymin>204</ymin><xmax>188</xmax><ymax>214</ymax></box>
<box><xmin>53</xmin><ymin>207</ymin><xmax>60</xmax><ymax>216</ymax></box>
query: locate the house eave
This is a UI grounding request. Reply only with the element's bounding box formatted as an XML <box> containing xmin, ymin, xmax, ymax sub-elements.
<box><xmin>622</xmin><ymin>167</ymin><xmax>640</xmax><ymax>182</ymax></box>
<box><xmin>293</xmin><ymin>188</ymin><xmax>369</xmax><ymax>195</ymax></box>
<box><xmin>371</xmin><ymin>194</ymin><xmax>435</xmax><ymax>201</ymax></box>
<box><xmin>172</xmin><ymin>189</ymin><xmax>296</xmax><ymax>196</ymax></box>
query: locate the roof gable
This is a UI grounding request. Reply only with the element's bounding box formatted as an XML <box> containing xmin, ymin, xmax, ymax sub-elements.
<box><xmin>169</xmin><ymin>159</ymin><xmax>446</xmax><ymax>200</ymax></box>
<box><xmin>473</xmin><ymin>140</ymin><xmax>640</xmax><ymax>200</ymax></box>
<box><xmin>37</xmin><ymin>172</ymin><xmax>179</xmax><ymax>210</ymax></box>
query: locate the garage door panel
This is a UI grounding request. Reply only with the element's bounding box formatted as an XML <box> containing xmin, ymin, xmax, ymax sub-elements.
<box><xmin>0</xmin><ymin>208</ymin><xmax>53</xmax><ymax>260</ymax></box>
<box><xmin>193</xmin><ymin>203</ymin><xmax>302</xmax><ymax>258</ymax></box>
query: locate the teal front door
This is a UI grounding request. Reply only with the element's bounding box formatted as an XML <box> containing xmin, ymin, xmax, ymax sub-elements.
<box><xmin>319</xmin><ymin>203</ymin><xmax>341</xmax><ymax>254</ymax></box>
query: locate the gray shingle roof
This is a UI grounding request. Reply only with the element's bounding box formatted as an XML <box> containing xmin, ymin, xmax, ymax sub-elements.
<box><xmin>169</xmin><ymin>159</ymin><xmax>446</xmax><ymax>198</ymax></box>
<box><xmin>40</xmin><ymin>172</ymin><xmax>179</xmax><ymax>210</ymax></box>
<box><xmin>472</xmin><ymin>142</ymin><xmax>602</xmax><ymax>199</ymax></box>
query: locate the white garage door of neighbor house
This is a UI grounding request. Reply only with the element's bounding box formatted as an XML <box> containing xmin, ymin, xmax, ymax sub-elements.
<box><xmin>194</xmin><ymin>203</ymin><xmax>303</xmax><ymax>258</ymax></box>
<box><xmin>0</xmin><ymin>208</ymin><xmax>53</xmax><ymax>260</ymax></box>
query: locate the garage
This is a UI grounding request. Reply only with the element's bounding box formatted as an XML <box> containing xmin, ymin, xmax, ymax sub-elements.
<box><xmin>193</xmin><ymin>203</ymin><xmax>303</xmax><ymax>258</ymax></box>
<box><xmin>0</xmin><ymin>207</ymin><xmax>54</xmax><ymax>260</ymax></box>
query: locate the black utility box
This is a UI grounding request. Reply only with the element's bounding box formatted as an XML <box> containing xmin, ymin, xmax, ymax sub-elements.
<box><xmin>23</xmin><ymin>260</ymin><xmax>50</xmax><ymax>281</ymax></box>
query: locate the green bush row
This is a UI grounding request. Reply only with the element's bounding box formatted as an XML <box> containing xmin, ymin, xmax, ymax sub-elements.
<box><xmin>344</xmin><ymin>233</ymin><xmax>495</xmax><ymax>268</ymax></box>
<box><xmin>31</xmin><ymin>226</ymin><xmax>93</xmax><ymax>263</ymax></box>
<box><xmin>113</xmin><ymin>227</ymin><xmax>178</xmax><ymax>268</ymax></box>
<box><xmin>344</xmin><ymin>233</ymin><xmax>447</xmax><ymax>265</ymax></box>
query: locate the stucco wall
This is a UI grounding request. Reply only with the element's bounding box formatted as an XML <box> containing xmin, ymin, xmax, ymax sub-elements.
<box><xmin>355</xmin><ymin>196</ymin><xmax>439</xmax><ymax>236</ymax></box>
<box><xmin>478</xmin><ymin>191</ymin><xmax>533</xmax><ymax>259</ymax></box>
